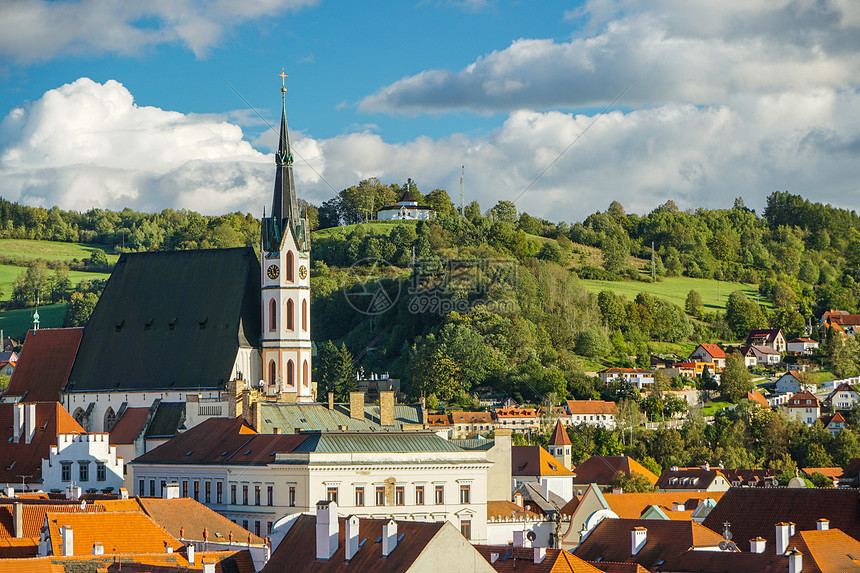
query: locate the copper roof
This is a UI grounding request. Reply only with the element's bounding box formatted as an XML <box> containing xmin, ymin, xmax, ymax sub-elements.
<box><xmin>2</xmin><ymin>328</ymin><xmax>83</xmax><ymax>402</ymax></box>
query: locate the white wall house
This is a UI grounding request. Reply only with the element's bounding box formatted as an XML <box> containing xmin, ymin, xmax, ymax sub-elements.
<box><xmin>775</xmin><ymin>371</ymin><xmax>816</xmax><ymax>395</ymax></box>
<box><xmin>599</xmin><ymin>368</ymin><xmax>655</xmax><ymax>390</ymax></box>
<box><xmin>42</xmin><ymin>433</ymin><xmax>124</xmax><ymax>493</ymax></box>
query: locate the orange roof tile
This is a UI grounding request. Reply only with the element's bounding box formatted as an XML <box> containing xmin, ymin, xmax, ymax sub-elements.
<box><xmin>565</xmin><ymin>400</ymin><xmax>618</xmax><ymax>415</ymax></box>
<box><xmin>571</xmin><ymin>456</ymin><xmax>658</xmax><ymax>485</ymax></box>
<box><xmin>109</xmin><ymin>407</ymin><xmax>150</xmax><ymax>444</ymax></box>
<box><xmin>794</xmin><ymin>528</ymin><xmax>860</xmax><ymax>571</ymax></box>
<box><xmin>475</xmin><ymin>545</ymin><xmax>604</xmax><ymax>572</ymax></box>
<box><xmin>0</xmin><ymin>502</ymin><xmax>106</xmax><ymax>540</ymax></box>
<box><xmin>426</xmin><ymin>414</ymin><xmax>451</xmax><ymax>426</ymax></box>
<box><xmin>45</xmin><ymin>511</ymin><xmax>183</xmax><ymax>556</ymax></box>
<box><xmin>494</xmin><ymin>408</ymin><xmax>537</xmax><ymax>418</ymax></box>
<box><xmin>603</xmin><ymin>492</ymin><xmax>724</xmax><ymax>519</ymax></box>
<box><xmin>746</xmin><ymin>390</ymin><xmax>770</xmax><ymax>409</ymax></box>
<box><xmin>451</xmin><ymin>411</ymin><xmax>493</xmax><ymax>423</ymax></box>
<box><xmin>512</xmin><ymin>446</ymin><xmax>574</xmax><ymax>477</ymax></box>
<box><xmin>487</xmin><ymin>500</ymin><xmax>542</xmax><ymax>521</ymax></box>
<box><xmin>3</xmin><ymin>328</ymin><xmax>83</xmax><ymax>402</ymax></box>
<box><xmin>802</xmin><ymin>467</ymin><xmax>844</xmax><ymax>480</ymax></box>
<box><xmin>695</xmin><ymin>344</ymin><xmax>726</xmax><ymax>359</ymax></box>
<box><xmin>549</xmin><ymin>420</ymin><xmax>572</xmax><ymax>446</ymax></box>
<box><xmin>136</xmin><ymin>497</ymin><xmax>264</xmax><ymax>545</ymax></box>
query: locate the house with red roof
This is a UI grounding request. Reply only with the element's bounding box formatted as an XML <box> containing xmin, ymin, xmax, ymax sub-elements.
<box><xmin>561</xmin><ymin>400</ymin><xmax>618</xmax><ymax>429</ymax></box>
<box><xmin>451</xmin><ymin>411</ymin><xmax>494</xmax><ymax>438</ymax></box>
<box><xmin>746</xmin><ymin>390</ymin><xmax>771</xmax><ymax>409</ymax></box>
<box><xmin>746</xmin><ymin>328</ymin><xmax>787</xmax><ymax>353</ymax></box>
<box><xmin>571</xmin><ymin>456</ymin><xmax>659</xmax><ymax>495</ymax></box>
<box><xmin>599</xmin><ymin>368</ymin><xmax>654</xmax><ymax>389</ymax></box>
<box><xmin>0</xmin><ymin>352</ymin><xmax>17</xmax><ymax>378</ymax></box>
<box><xmin>787</xmin><ymin>337</ymin><xmax>819</xmax><ymax>355</ymax></box>
<box><xmin>1</xmin><ymin>328</ymin><xmax>83</xmax><ymax>405</ymax></box>
<box><xmin>689</xmin><ymin>344</ymin><xmax>726</xmax><ymax>370</ymax></box>
<box><xmin>821</xmin><ymin>309</ymin><xmax>860</xmax><ymax>337</ymax></box>
<box><xmin>782</xmin><ymin>391</ymin><xmax>821</xmax><ymax>425</ymax></box>
<box><xmin>825</xmin><ymin>382</ymin><xmax>860</xmax><ymax>411</ymax></box>
<box><xmin>493</xmin><ymin>407</ymin><xmax>539</xmax><ymax>432</ymax></box>
<box><xmin>512</xmin><ymin>445</ymin><xmax>576</xmax><ymax>503</ymax></box>
<box><xmin>775</xmin><ymin>371</ymin><xmax>816</xmax><ymax>395</ymax></box>
<box><xmin>655</xmin><ymin>465</ymin><xmax>731</xmax><ymax>493</ymax></box>
<box><xmin>820</xmin><ymin>412</ymin><xmax>847</xmax><ymax>437</ymax></box>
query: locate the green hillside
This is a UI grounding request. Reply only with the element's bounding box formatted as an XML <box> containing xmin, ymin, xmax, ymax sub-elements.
<box><xmin>0</xmin><ymin>239</ymin><xmax>119</xmax><ymax>263</ymax></box>
<box><xmin>579</xmin><ymin>276</ymin><xmax>767</xmax><ymax>312</ymax></box>
<box><xmin>0</xmin><ymin>303</ymin><xmax>68</xmax><ymax>339</ymax></box>
<box><xmin>0</xmin><ymin>265</ymin><xmax>111</xmax><ymax>300</ymax></box>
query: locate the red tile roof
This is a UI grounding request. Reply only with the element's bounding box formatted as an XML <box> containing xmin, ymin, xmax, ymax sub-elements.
<box><xmin>426</xmin><ymin>414</ymin><xmax>452</xmax><ymax>426</ymax></box>
<box><xmin>565</xmin><ymin>400</ymin><xmax>618</xmax><ymax>415</ymax></box>
<box><xmin>136</xmin><ymin>497</ymin><xmax>264</xmax><ymax>545</ymax></box>
<box><xmin>474</xmin><ymin>545</ymin><xmax>604</xmax><ymax>572</ymax></box>
<box><xmin>655</xmin><ymin>467</ymin><xmax>726</xmax><ymax>490</ymax></box>
<box><xmin>694</xmin><ymin>344</ymin><xmax>726</xmax><ymax>359</ymax></box>
<box><xmin>494</xmin><ymin>408</ymin><xmax>538</xmax><ymax>418</ymax></box>
<box><xmin>487</xmin><ymin>501</ymin><xmax>542</xmax><ymax>521</ymax></box>
<box><xmin>513</xmin><ymin>446</ymin><xmax>575</xmax><ymax>477</ymax></box>
<box><xmin>109</xmin><ymin>407</ymin><xmax>150</xmax><ymax>444</ymax></box>
<box><xmin>45</xmin><ymin>511</ymin><xmax>183</xmax><ymax>556</ymax></box>
<box><xmin>3</xmin><ymin>328</ymin><xmax>83</xmax><ymax>402</ymax></box>
<box><xmin>573</xmin><ymin>518</ymin><xmax>723</xmax><ymax>570</ymax></box>
<box><xmin>702</xmin><ymin>488</ymin><xmax>860</xmax><ymax>547</ymax></box>
<box><xmin>0</xmin><ymin>402</ymin><xmax>85</xmax><ymax>484</ymax></box>
<box><xmin>746</xmin><ymin>390</ymin><xmax>771</xmax><ymax>408</ymax></box>
<box><xmin>451</xmin><ymin>411</ymin><xmax>493</xmax><ymax>424</ymax></box>
<box><xmin>261</xmin><ymin>514</ymin><xmax>453</xmax><ymax>573</ymax></box>
<box><xmin>572</xmin><ymin>456</ymin><xmax>658</xmax><ymax>486</ymax></box>
<box><xmin>549</xmin><ymin>420</ymin><xmax>572</xmax><ymax>446</ymax></box>
<box><xmin>0</xmin><ymin>502</ymin><xmax>105</xmax><ymax>541</ymax></box>
<box><xmin>786</xmin><ymin>391</ymin><xmax>820</xmax><ymax>408</ymax></box>
<box><xmin>601</xmin><ymin>492</ymin><xmax>724</xmax><ymax>519</ymax></box>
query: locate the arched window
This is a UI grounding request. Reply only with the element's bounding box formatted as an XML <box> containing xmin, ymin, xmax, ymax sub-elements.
<box><xmin>303</xmin><ymin>360</ymin><xmax>309</xmax><ymax>387</ymax></box>
<box><xmin>269</xmin><ymin>298</ymin><xmax>277</xmax><ymax>332</ymax></box>
<box><xmin>104</xmin><ymin>407</ymin><xmax>117</xmax><ymax>432</ymax></box>
<box><xmin>302</xmin><ymin>299</ymin><xmax>308</xmax><ymax>332</ymax></box>
<box><xmin>268</xmin><ymin>360</ymin><xmax>277</xmax><ymax>385</ymax></box>
<box><xmin>73</xmin><ymin>408</ymin><xmax>86</xmax><ymax>427</ymax></box>
<box><xmin>286</xmin><ymin>299</ymin><xmax>294</xmax><ymax>331</ymax></box>
<box><xmin>286</xmin><ymin>251</ymin><xmax>294</xmax><ymax>282</ymax></box>
<box><xmin>287</xmin><ymin>360</ymin><xmax>294</xmax><ymax>386</ymax></box>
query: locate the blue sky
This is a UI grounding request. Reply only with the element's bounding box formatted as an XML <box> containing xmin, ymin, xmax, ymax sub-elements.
<box><xmin>1</xmin><ymin>0</ymin><xmax>860</xmax><ymax>221</ymax></box>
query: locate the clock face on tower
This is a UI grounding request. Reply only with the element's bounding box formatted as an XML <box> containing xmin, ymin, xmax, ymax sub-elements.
<box><xmin>267</xmin><ymin>264</ymin><xmax>280</xmax><ymax>280</ymax></box>
<box><xmin>299</xmin><ymin>265</ymin><xmax>308</xmax><ymax>280</ymax></box>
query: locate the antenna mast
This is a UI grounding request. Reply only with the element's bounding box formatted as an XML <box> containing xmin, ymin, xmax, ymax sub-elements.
<box><xmin>459</xmin><ymin>165</ymin><xmax>465</xmax><ymax>219</ymax></box>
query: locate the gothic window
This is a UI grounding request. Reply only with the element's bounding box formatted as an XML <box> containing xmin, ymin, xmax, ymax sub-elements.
<box><xmin>303</xmin><ymin>360</ymin><xmax>309</xmax><ymax>387</ymax></box>
<box><xmin>73</xmin><ymin>408</ymin><xmax>86</xmax><ymax>427</ymax></box>
<box><xmin>269</xmin><ymin>298</ymin><xmax>277</xmax><ymax>332</ymax></box>
<box><xmin>287</xmin><ymin>360</ymin><xmax>294</xmax><ymax>386</ymax></box>
<box><xmin>286</xmin><ymin>299</ymin><xmax>294</xmax><ymax>331</ymax></box>
<box><xmin>104</xmin><ymin>407</ymin><xmax>117</xmax><ymax>432</ymax></box>
<box><xmin>268</xmin><ymin>360</ymin><xmax>277</xmax><ymax>385</ymax></box>
<box><xmin>286</xmin><ymin>251</ymin><xmax>294</xmax><ymax>282</ymax></box>
<box><xmin>302</xmin><ymin>299</ymin><xmax>307</xmax><ymax>331</ymax></box>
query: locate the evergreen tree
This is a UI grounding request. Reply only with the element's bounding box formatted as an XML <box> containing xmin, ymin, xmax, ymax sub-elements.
<box><xmin>315</xmin><ymin>341</ymin><xmax>357</xmax><ymax>402</ymax></box>
<box><xmin>721</xmin><ymin>353</ymin><xmax>754</xmax><ymax>402</ymax></box>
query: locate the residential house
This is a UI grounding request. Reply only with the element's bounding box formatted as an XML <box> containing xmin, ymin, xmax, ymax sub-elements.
<box><xmin>701</xmin><ymin>487</ymin><xmax>860</xmax><ymax>546</ymax></box>
<box><xmin>1</xmin><ymin>328</ymin><xmax>83</xmax><ymax>404</ymax></box>
<box><xmin>474</xmin><ymin>545</ymin><xmax>604</xmax><ymax>573</ymax></box>
<box><xmin>750</xmin><ymin>344</ymin><xmax>782</xmax><ymax>365</ymax></box>
<box><xmin>720</xmin><ymin>468</ymin><xmax>779</xmax><ymax>488</ymax></box>
<box><xmin>782</xmin><ymin>391</ymin><xmax>821</xmax><ymax>425</ymax></box>
<box><xmin>512</xmin><ymin>445</ymin><xmax>576</xmax><ymax>502</ymax></box>
<box><xmin>260</xmin><ymin>502</ymin><xmax>495</xmax><ymax>573</ymax></box>
<box><xmin>775</xmin><ymin>371</ymin><xmax>816</xmax><ymax>395</ymax></box>
<box><xmin>0</xmin><ymin>352</ymin><xmax>16</xmax><ymax>377</ymax></box>
<box><xmin>801</xmin><ymin>467</ymin><xmax>843</xmax><ymax>488</ymax></box>
<box><xmin>571</xmin><ymin>456</ymin><xmax>659</xmax><ymax>496</ymax></box>
<box><xmin>787</xmin><ymin>337</ymin><xmax>819</xmax><ymax>355</ymax></box>
<box><xmin>820</xmin><ymin>412</ymin><xmax>847</xmax><ymax>437</ymax></box>
<box><xmin>746</xmin><ymin>390</ymin><xmax>771</xmax><ymax>409</ymax></box>
<box><xmin>451</xmin><ymin>411</ymin><xmax>495</xmax><ymax>438</ymax></box>
<box><xmin>572</xmin><ymin>518</ymin><xmax>725</xmax><ymax>571</ymax></box>
<box><xmin>559</xmin><ymin>484</ymin><xmax>724</xmax><ymax>548</ymax></box>
<box><xmin>484</xmin><ymin>500</ymin><xmax>555</xmax><ymax>548</ymax></box>
<box><xmin>427</xmin><ymin>413</ymin><xmax>454</xmax><ymax>438</ymax></box>
<box><xmin>688</xmin><ymin>344</ymin><xmax>726</xmax><ymax>370</ymax></box>
<box><xmin>671</xmin><ymin>361</ymin><xmax>715</xmax><ymax>378</ymax></box>
<box><xmin>599</xmin><ymin>369</ymin><xmax>655</xmax><ymax>390</ymax></box>
<box><xmin>132</xmin><ymin>416</ymin><xmax>493</xmax><ymax>543</ymax></box>
<box><xmin>493</xmin><ymin>407</ymin><xmax>540</xmax><ymax>432</ymax></box>
<box><xmin>746</xmin><ymin>328</ymin><xmax>787</xmax><ymax>353</ymax></box>
<box><xmin>42</xmin><ymin>432</ymin><xmax>124</xmax><ymax>494</ymax></box>
<box><xmin>821</xmin><ymin>309</ymin><xmax>860</xmax><ymax>336</ymax></box>
<box><xmin>825</xmin><ymin>382</ymin><xmax>860</xmax><ymax>411</ymax></box>
<box><xmin>655</xmin><ymin>465</ymin><xmax>730</xmax><ymax>493</ymax></box>
<box><xmin>725</xmin><ymin>346</ymin><xmax>757</xmax><ymax>368</ymax></box>
<box><xmin>561</xmin><ymin>400</ymin><xmax>618</xmax><ymax>429</ymax></box>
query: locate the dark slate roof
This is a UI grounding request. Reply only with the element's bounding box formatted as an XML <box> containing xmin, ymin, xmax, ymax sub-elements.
<box><xmin>288</xmin><ymin>432</ymin><xmax>464</xmax><ymax>454</ymax></box>
<box><xmin>701</xmin><ymin>488</ymin><xmax>860</xmax><ymax>546</ymax></box>
<box><xmin>3</xmin><ymin>328</ymin><xmax>83</xmax><ymax>402</ymax></box>
<box><xmin>144</xmin><ymin>402</ymin><xmax>186</xmax><ymax>439</ymax></box>
<box><xmin>66</xmin><ymin>248</ymin><xmax>261</xmax><ymax>392</ymax></box>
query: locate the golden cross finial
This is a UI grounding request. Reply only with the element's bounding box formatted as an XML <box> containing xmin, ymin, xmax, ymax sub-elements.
<box><xmin>279</xmin><ymin>69</ymin><xmax>288</xmax><ymax>94</ymax></box>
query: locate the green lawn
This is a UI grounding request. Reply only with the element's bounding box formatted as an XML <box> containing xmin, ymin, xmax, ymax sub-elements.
<box><xmin>0</xmin><ymin>239</ymin><xmax>119</xmax><ymax>263</ymax></box>
<box><xmin>0</xmin><ymin>303</ymin><xmax>68</xmax><ymax>339</ymax></box>
<box><xmin>701</xmin><ymin>400</ymin><xmax>733</xmax><ymax>416</ymax></box>
<box><xmin>0</xmin><ymin>265</ymin><xmax>111</xmax><ymax>299</ymax></box>
<box><xmin>579</xmin><ymin>276</ymin><xmax>766</xmax><ymax>312</ymax></box>
<box><xmin>313</xmin><ymin>221</ymin><xmax>412</xmax><ymax>238</ymax></box>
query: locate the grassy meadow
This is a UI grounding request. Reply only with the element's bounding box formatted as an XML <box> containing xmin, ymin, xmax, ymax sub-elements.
<box><xmin>579</xmin><ymin>276</ymin><xmax>766</xmax><ymax>312</ymax></box>
<box><xmin>0</xmin><ymin>239</ymin><xmax>119</xmax><ymax>263</ymax></box>
<box><xmin>0</xmin><ymin>303</ymin><xmax>68</xmax><ymax>338</ymax></box>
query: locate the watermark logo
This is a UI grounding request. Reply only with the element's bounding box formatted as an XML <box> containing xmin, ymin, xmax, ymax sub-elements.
<box><xmin>343</xmin><ymin>258</ymin><xmax>402</xmax><ymax>316</ymax></box>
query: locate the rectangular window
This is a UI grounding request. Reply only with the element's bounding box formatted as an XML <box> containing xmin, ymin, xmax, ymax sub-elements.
<box><xmin>243</xmin><ymin>485</ymin><xmax>249</xmax><ymax>505</ymax></box>
<box><xmin>160</xmin><ymin>480</ymin><xmax>166</xmax><ymax>497</ymax></box>
<box><xmin>217</xmin><ymin>482</ymin><xmax>223</xmax><ymax>504</ymax></box>
<box><xmin>460</xmin><ymin>519</ymin><xmax>471</xmax><ymax>540</ymax></box>
<box><xmin>231</xmin><ymin>484</ymin><xmax>237</xmax><ymax>505</ymax></box>
<box><xmin>254</xmin><ymin>521</ymin><xmax>261</xmax><ymax>536</ymax></box>
<box><xmin>139</xmin><ymin>479</ymin><xmax>144</xmax><ymax>495</ymax></box>
<box><xmin>96</xmin><ymin>463</ymin><xmax>106</xmax><ymax>482</ymax></box>
<box><xmin>255</xmin><ymin>485</ymin><xmax>261</xmax><ymax>506</ymax></box>
<box><xmin>355</xmin><ymin>487</ymin><xmax>365</xmax><ymax>507</ymax></box>
<box><xmin>80</xmin><ymin>463</ymin><xmax>90</xmax><ymax>483</ymax></box>
<box><xmin>395</xmin><ymin>486</ymin><xmax>405</xmax><ymax>506</ymax></box>
<box><xmin>267</xmin><ymin>485</ymin><xmax>273</xmax><ymax>506</ymax></box>
<box><xmin>460</xmin><ymin>484</ymin><xmax>471</xmax><ymax>504</ymax></box>
<box><xmin>326</xmin><ymin>486</ymin><xmax>338</xmax><ymax>504</ymax></box>
<box><xmin>149</xmin><ymin>479</ymin><xmax>156</xmax><ymax>497</ymax></box>
<box><xmin>205</xmin><ymin>481</ymin><xmax>211</xmax><ymax>504</ymax></box>
<box><xmin>289</xmin><ymin>486</ymin><xmax>296</xmax><ymax>507</ymax></box>
<box><xmin>435</xmin><ymin>485</ymin><xmax>444</xmax><ymax>505</ymax></box>
<box><xmin>62</xmin><ymin>463</ymin><xmax>72</xmax><ymax>482</ymax></box>
<box><xmin>242</xmin><ymin>520</ymin><xmax>248</xmax><ymax>531</ymax></box>
<box><xmin>193</xmin><ymin>481</ymin><xmax>200</xmax><ymax>501</ymax></box>
<box><xmin>182</xmin><ymin>480</ymin><xmax>188</xmax><ymax>498</ymax></box>
<box><xmin>267</xmin><ymin>521</ymin><xmax>273</xmax><ymax>535</ymax></box>
<box><xmin>376</xmin><ymin>486</ymin><xmax>385</xmax><ymax>506</ymax></box>
<box><xmin>415</xmin><ymin>486</ymin><xmax>424</xmax><ymax>506</ymax></box>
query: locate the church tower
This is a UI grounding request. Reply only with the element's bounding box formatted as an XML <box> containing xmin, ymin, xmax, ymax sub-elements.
<box><xmin>548</xmin><ymin>419</ymin><xmax>572</xmax><ymax>470</ymax></box>
<box><xmin>260</xmin><ymin>71</ymin><xmax>313</xmax><ymax>402</ymax></box>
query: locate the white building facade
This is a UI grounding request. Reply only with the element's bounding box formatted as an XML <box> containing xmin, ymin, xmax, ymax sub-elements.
<box><xmin>42</xmin><ymin>433</ymin><xmax>124</xmax><ymax>493</ymax></box>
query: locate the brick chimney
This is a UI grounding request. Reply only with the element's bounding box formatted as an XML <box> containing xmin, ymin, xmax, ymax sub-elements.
<box><xmin>349</xmin><ymin>392</ymin><xmax>364</xmax><ymax>420</ymax></box>
<box><xmin>345</xmin><ymin>515</ymin><xmax>360</xmax><ymax>561</ymax></box>
<box><xmin>382</xmin><ymin>519</ymin><xmax>398</xmax><ymax>557</ymax></box>
<box><xmin>380</xmin><ymin>391</ymin><xmax>395</xmax><ymax>427</ymax></box>
<box><xmin>631</xmin><ymin>527</ymin><xmax>647</xmax><ymax>556</ymax></box>
<box><xmin>316</xmin><ymin>501</ymin><xmax>338</xmax><ymax>560</ymax></box>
